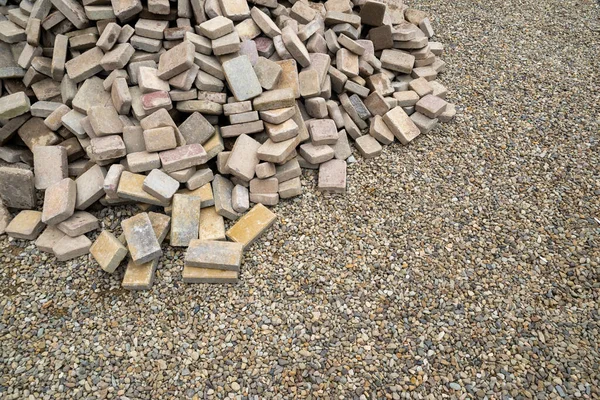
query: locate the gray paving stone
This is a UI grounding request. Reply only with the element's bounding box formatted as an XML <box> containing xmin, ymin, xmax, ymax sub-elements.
<box><xmin>0</xmin><ymin>166</ymin><xmax>36</xmax><ymax>209</ymax></box>
<box><xmin>121</xmin><ymin>212</ymin><xmax>162</xmax><ymax>264</ymax></box>
<box><xmin>212</xmin><ymin>174</ymin><xmax>238</xmax><ymax>220</ymax></box>
<box><xmin>222</xmin><ymin>55</ymin><xmax>263</xmax><ymax>101</ymax></box>
<box><xmin>170</xmin><ymin>193</ymin><xmax>201</xmax><ymax>246</ymax></box>
<box><xmin>142</xmin><ymin>169</ymin><xmax>180</xmax><ymax>202</ymax></box>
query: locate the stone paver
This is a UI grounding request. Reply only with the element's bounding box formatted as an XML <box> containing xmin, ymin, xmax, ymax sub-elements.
<box><xmin>90</xmin><ymin>230</ymin><xmax>128</xmax><ymax>273</ymax></box>
<box><xmin>5</xmin><ymin>210</ymin><xmax>45</xmax><ymax>240</ymax></box>
<box><xmin>199</xmin><ymin>206</ymin><xmax>226</xmax><ymax>241</ymax></box>
<box><xmin>170</xmin><ymin>194</ymin><xmax>201</xmax><ymax>246</ymax></box>
<box><xmin>57</xmin><ymin>211</ymin><xmax>99</xmax><ymax>237</ymax></box>
<box><xmin>185</xmin><ymin>239</ymin><xmax>243</xmax><ymax>271</ymax></box>
<box><xmin>226</xmin><ymin>203</ymin><xmax>276</xmax><ymax>249</ymax></box>
<box><xmin>42</xmin><ymin>178</ymin><xmax>76</xmax><ymax>225</ymax></box>
<box><xmin>121</xmin><ymin>212</ymin><xmax>162</xmax><ymax>265</ymax></box>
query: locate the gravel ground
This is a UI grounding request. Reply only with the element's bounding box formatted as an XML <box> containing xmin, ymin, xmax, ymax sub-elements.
<box><xmin>2</xmin><ymin>0</ymin><xmax>600</xmax><ymax>398</ymax></box>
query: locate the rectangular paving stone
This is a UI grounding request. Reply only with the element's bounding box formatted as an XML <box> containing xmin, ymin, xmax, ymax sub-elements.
<box><xmin>199</xmin><ymin>15</ymin><xmax>234</xmax><ymax>39</ymax></box>
<box><xmin>298</xmin><ymin>142</ymin><xmax>335</xmax><ymax>164</ymax></box>
<box><xmin>35</xmin><ymin>226</ymin><xmax>66</xmax><ymax>253</ymax></box>
<box><xmin>187</xmin><ymin>168</ymin><xmax>214</xmax><ymax>190</ymax></box>
<box><xmin>64</xmin><ymin>46</ymin><xmax>104</xmax><ymax>83</ymax></box>
<box><xmin>318</xmin><ymin>158</ymin><xmax>347</xmax><ymax>193</ymax></box>
<box><xmin>178</xmin><ymin>112</ymin><xmax>215</xmax><ymax>145</ymax></box>
<box><xmin>252</xmin><ymin>88</ymin><xmax>296</xmax><ymax>111</ymax></box>
<box><xmin>279</xmin><ymin>176</ymin><xmax>302</xmax><ymax>198</ymax></box>
<box><xmin>122</xmin><ymin>257</ymin><xmax>159</xmax><ymax>290</ymax></box>
<box><xmin>117</xmin><ymin>171</ymin><xmax>167</xmax><ymax>206</ymax></box>
<box><xmin>52</xmin><ymin>234</ymin><xmax>92</xmax><ymax>261</ymax></box>
<box><xmin>249</xmin><ymin>177</ymin><xmax>278</xmax><ymax>194</ymax></box>
<box><xmin>126</xmin><ymin>151</ymin><xmax>161</xmax><ymax>173</ymax></box>
<box><xmin>212</xmin><ymin>174</ymin><xmax>238</xmax><ymax>220</ymax></box>
<box><xmin>231</xmin><ymin>184</ymin><xmax>249</xmax><ymax>213</ymax></box>
<box><xmin>33</xmin><ymin>145</ymin><xmax>68</xmax><ymax>190</ymax></box>
<box><xmin>415</xmin><ymin>94</ymin><xmax>447</xmax><ymax>119</ymax></box>
<box><xmin>226</xmin><ymin>203</ymin><xmax>276</xmax><ymax>249</ymax></box>
<box><xmin>18</xmin><ymin>117</ymin><xmax>62</xmax><ymax>150</ymax></box>
<box><xmin>42</xmin><ymin>178</ymin><xmax>76</xmax><ymax>225</ymax></box>
<box><xmin>0</xmin><ymin>92</ymin><xmax>30</xmax><ymax>119</ymax></box>
<box><xmin>355</xmin><ymin>134</ymin><xmax>383</xmax><ymax>158</ymax></box>
<box><xmin>75</xmin><ymin>164</ymin><xmax>106</xmax><ymax>210</ymax></box>
<box><xmin>380</xmin><ymin>49</ymin><xmax>415</xmax><ymax>74</ymax></box>
<box><xmin>121</xmin><ymin>212</ymin><xmax>162</xmax><ymax>265</ymax></box>
<box><xmin>143</xmin><ymin>126</ymin><xmax>177</xmax><ymax>152</ymax></box>
<box><xmin>226</xmin><ymin>134</ymin><xmax>261</xmax><ymax>182</ymax></box>
<box><xmin>170</xmin><ymin>194</ymin><xmax>201</xmax><ymax>246</ymax></box>
<box><xmin>382</xmin><ymin>106</ymin><xmax>421</xmax><ymax>145</ymax></box>
<box><xmin>5</xmin><ymin>210</ymin><xmax>45</xmax><ymax>240</ymax></box>
<box><xmin>182</xmin><ymin>266</ymin><xmax>239</xmax><ymax>283</ymax></box>
<box><xmin>0</xmin><ymin>204</ymin><xmax>12</xmax><ymax>235</ymax></box>
<box><xmin>50</xmin><ymin>0</ymin><xmax>88</xmax><ymax>29</ymax></box>
<box><xmin>88</xmin><ymin>106</ymin><xmax>124</xmax><ymax>136</ymax></box>
<box><xmin>185</xmin><ymin>239</ymin><xmax>243</xmax><ymax>271</ymax></box>
<box><xmin>143</xmin><ymin>169</ymin><xmax>180</xmax><ymax>202</ymax></box>
<box><xmin>256</xmin><ymin>136</ymin><xmax>300</xmax><ymax>164</ymax></box>
<box><xmin>273</xmin><ymin>59</ymin><xmax>300</xmax><ymax>98</ymax></box>
<box><xmin>157</xmin><ymin>40</ymin><xmax>195</xmax><ymax>80</ymax></box>
<box><xmin>222</xmin><ymin>55</ymin><xmax>263</xmax><ymax>101</ymax></box>
<box><xmin>90</xmin><ymin>230</ymin><xmax>128</xmax><ymax>273</ymax></box>
<box><xmin>159</xmin><ymin>144</ymin><xmax>208</xmax><ymax>172</ymax></box>
<box><xmin>90</xmin><ymin>135</ymin><xmax>127</xmax><ymax>161</ymax></box>
<box><xmin>220</xmin><ymin>120</ymin><xmax>264</xmax><ymax>138</ymax></box>
<box><xmin>56</xmin><ymin>211</ymin><xmax>99</xmax><ymax>237</ymax></box>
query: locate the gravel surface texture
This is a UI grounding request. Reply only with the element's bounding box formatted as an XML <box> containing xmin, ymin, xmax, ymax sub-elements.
<box><xmin>2</xmin><ymin>0</ymin><xmax>600</xmax><ymax>398</ymax></box>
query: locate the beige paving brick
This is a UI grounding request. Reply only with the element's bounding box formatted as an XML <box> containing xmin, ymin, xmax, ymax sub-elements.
<box><xmin>5</xmin><ymin>210</ymin><xmax>45</xmax><ymax>240</ymax></box>
<box><xmin>225</xmin><ymin>203</ymin><xmax>276</xmax><ymax>249</ymax></box>
<box><xmin>90</xmin><ymin>230</ymin><xmax>128</xmax><ymax>273</ymax></box>
<box><xmin>170</xmin><ymin>194</ymin><xmax>201</xmax><ymax>246</ymax></box>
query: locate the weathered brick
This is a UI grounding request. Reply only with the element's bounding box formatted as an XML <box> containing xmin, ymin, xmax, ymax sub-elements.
<box><xmin>5</xmin><ymin>210</ymin><xmax>45</xmax><ymax>240</ymax></box>
<box><xmin>354</xmin><ymin>135</ymin><xmax>382</xmax><ymax>158</ymax></box>
<box><xmin>42</xmin><ymin>178</ymin><xmax>76</xmax><ymax>225</ymax></box>
<box><xmin>182</xmin><ymin>266</ymin><xmax>238</xmax><ymax>283</ymax></box>
<box><xmin>212</xmin><ymin>174</ymin><xmax>238</xmax><ymax>220</ymax></box>
<box><xmin>33</xmin><ymin>145</ymin><xmax>68</xmax><ymax>190</ymax></box>
<box><xmin>223</xmin><ymin>55</ymin><xmax>263</xmax><ymax>101</ymax></box>
<box><xmin>159</xmin><ymin>144</ymin><xmax>208</xmax><ymax>172</ymax></box>
<box><xmin>56</xmin><ymin>211</ymin><xmax>99</xmax><ymax>237</ymax></box>
<box><xmin>170</xmin><ymin>193</ymin><xmax>201</xmax><ymax>246</ymax></box>
<box><xmin>121</xmin><ymin>212</ymin><xmax>162</xmax><ymax>264</ymax></box>
<box><xmin>122</xmin><ymin>257</ymin><xmax>159</xmax><ymax>290</ymax></box>
<box><xmin>117</xmin><ymin>171</ymin><xmax>166</xmax><ymax>205</ymax></box>
<box><xmin>382</xmin><ymin>106</ymin><xmax>421</xmax><ymax>145</ymax></box>
<box><xmin>226</xmin><ymin>134</ymin><xmax>261</xmax><ymax>181</ymax></box>
<box><xmin>318</xmin><ymin>158</ymin><xmax>346</xmax><ymax>193</ymax></box>
<box><xmin>199</xmin><ymin>206</ymin><xmax>226</xmax><ymax>241</ymax></box>
<box><xmin>226</xmin><ymin>203</ymin><xmax>276</xmax><ymax>249</ymax></box>
<box><xmin>52</xmin><ymin>234</ymin><xmax>92</xmax><ymax>261</ymax></box>
<box><xmin>185</xmin><ymin>239</ymin><xmax>243</xmax><ymax>270</ymax></box>
<box><xmin>142</xmin><ymin>169</ymin><xmax>180</xmax><ymax>202</ymax></box>
<box><xmin>143</xmin><ymin>126</ymin><xmax>177</xmax><ymax>152</ymax></box>
<box><xmin>35</xmin><ymin>226</ymin><xmax>66</xmax><ymax>253</ymax></box>
<box><xmin>75</xmin><ymin>164</ymin><xmax>106</xmax><ymax>210</ymax></box>
<box><xmin>90</xmin><ymin>230</ymin><xmax>128</xmax><ymax>273</ymax></box>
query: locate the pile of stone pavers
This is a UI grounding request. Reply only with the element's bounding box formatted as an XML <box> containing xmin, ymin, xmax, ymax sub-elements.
<box><xmin>0</xmin><ymin>0</ymin><xmax>455</xmax><ymax>290</ymax></box>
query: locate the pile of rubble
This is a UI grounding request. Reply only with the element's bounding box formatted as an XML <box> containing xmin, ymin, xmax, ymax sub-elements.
<box><xmin>0</xmin><ymin>0</ymin><xmax>455</xmax><ymax>290</ymax></box>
